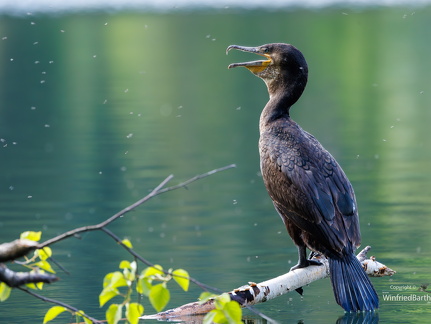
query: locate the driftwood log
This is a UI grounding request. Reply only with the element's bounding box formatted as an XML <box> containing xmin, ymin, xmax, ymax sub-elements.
<box><xmin>142</xmin><ymin>246</ymin><xmax>395</xmax><ymax>320</ymax></box>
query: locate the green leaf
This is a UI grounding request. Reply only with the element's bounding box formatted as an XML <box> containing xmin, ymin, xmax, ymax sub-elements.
<box><xmin>34</xmin><ymin>260</ymin><xmax>56</xmax><ymax>274</ymax></box>
<box><xmin>99</xmin><ymin>287</ymin><xmax>120</xmax><ymax>307</ymax></box>
<box><xmin>149</xmin><ymin>283</ymin><xmax>170</xmax><ymax>312</ymax></box>
<box><xmin>214</xmin><ymin>309</ymin><xmax>230</xmax><ymax>323</ymax></box>
<box><xmin>126</xmin><ymin>302</ymin><xmax>144</xmax><ymax>324</ymax></box>
<box><xmin>83</xmin><ymin>317</ymin><xmax>92</xmax><ymax>324</ymax></box>
<box><xmin>223</xmin><ymin>301</ymin><xmax>242</xmax><ymax>323</ymax></box>
<box><xmin>136</xmin><ymin>277</ymin><xmax>152</xmax><ymax>296</ymax></box>
<box><xmin>0</xmin><ymin>283</ymin><xmax>12</xmax><ymax>302</ymax></box>
<box><xmin>141</xmin><ymin>265</ymin><xmax>164</xmax><ymax>278</ymax></box>
<box><xmin>205</xmin><ymin>309</ymin><xmax>227</xmax><ymax>324</ymax></box>
<box><xmin>35</xmin><ymin>247</ymin><xmax>52</xmax><ymax>261</ymax></box>
<box><xmin>20</xmin><ymin>231</ymin><xmax>42</xmax><ymax>241</ymax></box>
<box><xmin>203</xmin><ymin>294</ymin><xmax>242</xmax><ymax>324</ymax></box>
<box><xmin>121</xmin><ymin>261</ymin><xmax>137</xmax><ymax>282</ymax></box>
<box><xmin>26</xmin><ymin>283</ymin><xmax>37</xmax><ymax>290</ymax></box>
<box><xmin>103</xmin><ymin>272</ymin><xmax>116</xmax><ymax>288</ymax></box>
<box><xmin>43</xmin><ymin>306</ymin><xmax>68</xmax><ymax>324</ymax></box>
<box><xmin>103</xmin><ymin>271</ymin><xmax>128</xmax><ymax>289</ymax></box>
<box><xmin>100</xmin><ymin>271</ymin><xmax>129</xmax><ymax>307</ymax></box>
<box><xmin>215</xmin><ymin>293</ymin><xmax>231</xmax><ymax>309</ymax></box>
<box><xmin>172</xmin><ymin>269</ymin><xmax>189</xmax><ymax>291</ymax></box>
<box><xmin>121</xmin><ymin>238</ymin><xmax>133</xmax><ymax>249</ymax></box>
<box><xmin>119</xmin><ymin>260</ymin><xmax>131</xmax><ymax>269</ymax></box>
<box><xmin>198</xmin><ymin>292</ymin><xmax>218</xmax><ymax>304</ymax></box>
<box><xmin>76</xmin><ymin>310</ymin><xmax>92</xmax><ymax>324</ymax></box>
<box><xmin>106</xmin><ymin>304</ymin><xmax>122</xmax><ymax>324</ymax></box>
<box><xmin>83</xmin><ymin>317</ymin><xmax>93</xmax><ymax>324</ymax></box>
<box><xmin>203</xmin><ymin>310</ymin><xmax>217</xmax><ymax>324</ymax></box>
<box><xmin>26</xmin><ymin>270</ymin><xmax>45</xmax><ymax>290</ymax></box>
<box><xmin>102</xmin><ymin>272</ymin><xmax>114</xmax><ymax>288</ymax></box>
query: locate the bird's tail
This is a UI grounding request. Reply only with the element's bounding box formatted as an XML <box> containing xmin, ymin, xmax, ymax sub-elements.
<box><xmin>329</xmin><ymin>253</ymin><xmax>379</xmax><ymax>312</ymax></box>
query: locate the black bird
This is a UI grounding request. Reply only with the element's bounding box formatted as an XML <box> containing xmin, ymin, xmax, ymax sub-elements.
<box><xmin>227</xmin><ymin>43</ymin><xmax>379</xmax><ymax>312</ymax></box>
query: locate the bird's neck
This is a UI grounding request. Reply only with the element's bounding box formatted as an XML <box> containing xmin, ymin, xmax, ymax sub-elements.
<box><xmin>259</xmin><ymin>87</ymin><xmax>303</xmax><ymax>127</ymax></box>
<box><xmin>260</xmin><ymin>74</ymin><xmax>307</xmax><ymax>126</ymax></box>
<box><xmin>259</xmin><ymin>96</ymin><xmax>288</xmax><ymax>134</ymax></box>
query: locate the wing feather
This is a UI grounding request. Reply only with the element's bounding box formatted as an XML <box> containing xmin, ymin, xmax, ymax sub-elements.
<box><xmin>261</xmin><ymin>124</ymin><xmax>361</xmax><ymax>254</ymax></box>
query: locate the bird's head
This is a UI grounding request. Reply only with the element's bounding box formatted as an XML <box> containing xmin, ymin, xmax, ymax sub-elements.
<box><xmin>227</xmin><ymin>43</ymin><xmax>308</xmax><ymax>98</ymax></box>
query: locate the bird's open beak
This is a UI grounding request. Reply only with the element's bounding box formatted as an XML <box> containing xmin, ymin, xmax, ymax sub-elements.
<box><xmin>226</xmin><ymin>45</ymin><xmax>272</xmax><ymax>73</ymax></box>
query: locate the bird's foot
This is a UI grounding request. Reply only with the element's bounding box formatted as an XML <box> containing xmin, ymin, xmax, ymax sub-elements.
<box><xmin>295</xmin><ymin>287</ymin><xmax>304</xmax><ymax>295</ymax></box>
<box><xmin>292</xmin><ymin>258</ymin><xmax>322</xmax><ymax>295</ymax></box>
<box><xmin>290</xmin><ymin>259</ymin><xmax>323</xmax><ymax>271</ymax></box>
<box><xmin>308</xmin><ymin>251</ymin><xmax>319</xmax><ymax>259</ymax></box>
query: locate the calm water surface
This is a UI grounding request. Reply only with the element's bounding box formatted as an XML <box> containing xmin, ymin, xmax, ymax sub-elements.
<box><xmin>1</xmin><ymin>5</ymin><xmax>431</xmax><ymax>324</ymax></box>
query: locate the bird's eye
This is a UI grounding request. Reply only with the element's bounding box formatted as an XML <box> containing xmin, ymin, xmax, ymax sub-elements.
<box><xmin>262</xmin><ymin>47</ymin><xmax>269</xmax><ymax>53</ymax></box>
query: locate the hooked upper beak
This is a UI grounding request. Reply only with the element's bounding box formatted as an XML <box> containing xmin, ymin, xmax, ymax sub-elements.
<box><xmin>226</xmin><ymin>45</ymin><xmax>272</xmax><ymax>73</ymax></box>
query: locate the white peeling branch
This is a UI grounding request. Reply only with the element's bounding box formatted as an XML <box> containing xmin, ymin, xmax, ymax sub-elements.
<box><xmin>143</xmin><ymin>246</ymin><xmax>395</xmax><ymax>320</ymax></box>
<box><xmin>0</xmin><ymin>239</ymin><xmax>39</xmax><ymax>263</ymax></box>
<box><xmin>357</xmin><ymin>246</ymin><xmax>395</xmax><ymax>277</ymax></box>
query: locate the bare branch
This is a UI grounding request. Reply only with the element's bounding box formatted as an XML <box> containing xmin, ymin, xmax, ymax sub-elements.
<box><xmin>143</xmin><ymin>246</ymin><xmax>395</xmax><ymax>320</ymax></box>
<box><xmin>0</xmin><ymin>239</ymin><xmax>39</xmax><ymax>263</ymax></box>
<box><xmin>154</xmin><ymin>164</ymin><xmax>237</xmax><ymax>194</ymax></box>
<box><xmin>0</xmin><ymin>264</ymin><xmax>58</xmax><ymax>288</ymax></box>
<box><xmin>37</xmin><ymin>175</ymin><xmax>174</xmax><ymax>249</ymax></box>
<box><xmin>17</xmin><ymin>287</ymin><xmax>102</xmax><ymax>324</ymax></box>
<box><xmin>38</xmin><ymin>164</ymin><xmax>236</xmax><ymax>249</ymax></box>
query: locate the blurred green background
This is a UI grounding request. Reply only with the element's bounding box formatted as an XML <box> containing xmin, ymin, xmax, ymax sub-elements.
<box><xmin>1</xmin><ymin>3</ymin><xmax>431</xmax><ymax>323</ymax></box>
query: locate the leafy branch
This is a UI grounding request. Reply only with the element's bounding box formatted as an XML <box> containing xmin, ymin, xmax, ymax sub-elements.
<box><xmin>0</xmin><ymin>164</ymin><xmax>236</xmax><ymax>323</ymax></box>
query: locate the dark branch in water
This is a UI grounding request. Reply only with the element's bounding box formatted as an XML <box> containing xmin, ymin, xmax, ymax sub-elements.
<box><xmin>0</xmin><ymin>264</ymin><xmax>58</xmax><ymax>287</ymax></box>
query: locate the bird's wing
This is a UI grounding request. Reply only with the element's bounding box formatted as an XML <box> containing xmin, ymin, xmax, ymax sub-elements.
<box><xmin>270</xmin><ymin>132</ymin><xmax>360</xmax><ymax>251</ymax></box>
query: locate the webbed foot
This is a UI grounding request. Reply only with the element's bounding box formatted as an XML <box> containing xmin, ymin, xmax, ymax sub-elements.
<box><xmin>290</xmin><ymin>258</ymin><xmax>323</xmax><ymax>271</ymax></box>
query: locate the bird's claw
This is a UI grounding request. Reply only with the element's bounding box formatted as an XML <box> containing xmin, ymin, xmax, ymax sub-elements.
<box><xmin>290</xmin><ymin>259</ymin><xmax>323</xmax><ymax>271</ymax></box>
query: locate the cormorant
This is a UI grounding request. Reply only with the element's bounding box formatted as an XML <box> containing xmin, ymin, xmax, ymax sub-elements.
<box><xmin>227</xmin><ymin>43</ymin><xmax>379</xmax><ymax>312</ymax></box>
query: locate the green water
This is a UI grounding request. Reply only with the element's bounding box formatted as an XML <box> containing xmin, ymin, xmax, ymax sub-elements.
<box><xmin>1</xmin><ymin>5</ymin><xmax>431</xmax><ymax>324</ymax></box>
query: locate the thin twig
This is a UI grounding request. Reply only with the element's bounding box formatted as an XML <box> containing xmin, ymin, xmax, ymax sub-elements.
<box><xmin>18</xmin><ymin>287</ymin><xmax>102</xmax><ymax>324</ymax></box>
<box><xmin>100</xmin><ymin>227</ymin><xmax>223</xmax><ymax>294</ymax></box>
<box><xmin>37</xmin><ymin>175</ymin><xmax>173</xmax><ymax>248</ymax></box>
<box><xmin>155</xmin><ymin>164</ymin><xmax>237</xmax><ymax>195</ymax></box>
<box><xmin>38</xmin><ymin>164</ymin><xmax>236</xmax><ymax>249</ymax></box>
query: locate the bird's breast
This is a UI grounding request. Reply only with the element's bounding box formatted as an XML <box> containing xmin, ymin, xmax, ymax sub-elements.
<box><xmin>259</xmin><ymin>130</ymin><xmax>297</xmax><ymax>201</ymax></box>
